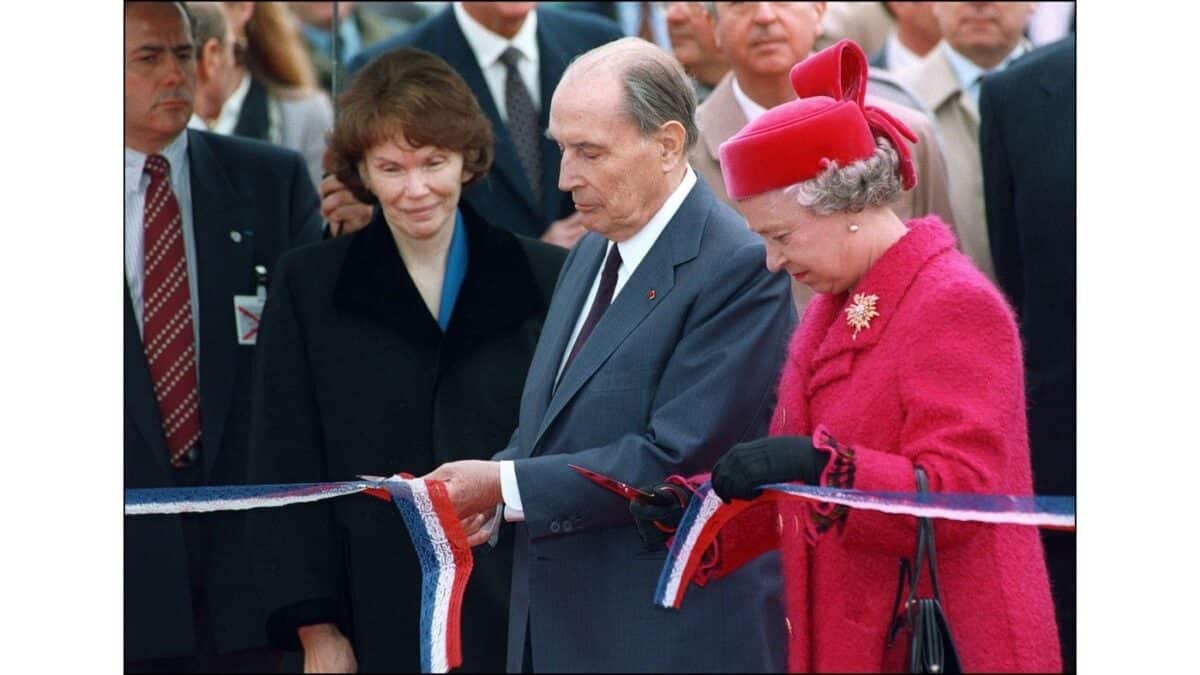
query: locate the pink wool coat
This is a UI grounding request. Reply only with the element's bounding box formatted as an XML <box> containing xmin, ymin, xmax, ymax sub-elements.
<box><xmin>743</xmin><ymin>217</ymin><xmax>1061</xmax><ymax>672</ymax></box>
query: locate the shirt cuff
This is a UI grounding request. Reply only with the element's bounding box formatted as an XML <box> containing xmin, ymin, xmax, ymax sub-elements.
<box><xmin>500</xmin><ymin>460</ymin><xmax>525</xmax><ymax>522</ymax></box>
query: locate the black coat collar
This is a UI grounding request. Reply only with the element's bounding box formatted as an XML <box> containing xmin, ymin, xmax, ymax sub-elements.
<box><xmin>332</xmin><ymin>206</ymin><xmax>543</xmax><ymax>346</ymax></box>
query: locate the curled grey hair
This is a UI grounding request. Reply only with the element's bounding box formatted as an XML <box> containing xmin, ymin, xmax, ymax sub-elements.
<box><xmin>784</xmin><ymin>137</ymin><xmax>903</xmax><ymax>215</ymax></box>
<box><xmin>620</xmin><ymin>52</ymin><xmax>700</xmax><ymax>152</ymax></box>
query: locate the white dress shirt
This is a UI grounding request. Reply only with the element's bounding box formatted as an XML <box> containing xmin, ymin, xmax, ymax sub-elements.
<box><xmin>499</xmin><ymin>167</ymin><xmax>699</xmax><ymax>522</ymax></box>
<box><xmin>731</xmin><ymin>76</ymin><xmax>768</xmax><ymax>123</ymax></box>
<box><xmin>212</xmin><ymin>72</ymin><xmax>251</xmax><ymax>135</ymax></box>
<box><xmin>882</xmin><ymin>33</ymin><xmax>922</xmax><ymax>73</ymax></box>
<box><xmin>941</xmin><ymin>41</ymin><xmax>1028</xmax><ymax>110</ymax></box>
<box><xmin>124</xmin><ymin>131</ymin><xmax>202</xmax><ymax>363</ymax></box>
<box><xmin>453</xmin><ymin>2</ymin><xmax>541</xmax><ymax>121</ymax></box>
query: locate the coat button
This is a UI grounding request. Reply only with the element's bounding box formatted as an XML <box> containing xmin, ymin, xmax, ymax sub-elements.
<box><xmin>562</xmin><ymin>520</ymin><xmax>573</xmax><ymax>533</ymax></box>
<box><xmin>186</xmin><ymin>446</ymin><xmax>199</xmax><ymax>462</ymax></box>
<box><xmin>549</xmin><ymin>520</ymin><xmax>561</xmax><ymax>534</ymax></box>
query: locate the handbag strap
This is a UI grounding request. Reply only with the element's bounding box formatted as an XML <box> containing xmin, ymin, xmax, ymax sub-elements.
<box><xmin>910</xmin><ymin>467</ymin><xmax>945</xmax><ymax>601</ymax></box>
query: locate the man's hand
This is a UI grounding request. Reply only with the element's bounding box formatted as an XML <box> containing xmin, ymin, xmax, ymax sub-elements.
<box><xmin>297</xmin><ymin>622</ymin><xmax>357</xmax><ymax>674</ymax></box>
<box><xmin>422</xmin><ymin>460</ymin><xmax>504</xmax><ymax>521</ymax></box>
<box><xmin>319</xmin><ymin>174</ymin><xmax>374</xmax><ymax>236</ymax></box>
<box><xmin>540</xmin><ymin>211</ymin><xmax>586</xmax><ymax>248</ymax></box>
<box><xmin>460</xmin><ymin>509</ymin><xmax>499</xmax><ymax>547</ymax></box>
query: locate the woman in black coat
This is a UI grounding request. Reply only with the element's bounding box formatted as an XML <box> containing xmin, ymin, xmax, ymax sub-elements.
<box><xmin>245</xmin><ymin>48</ymin><xmax>566</xmax><ymax>673</ymax></box>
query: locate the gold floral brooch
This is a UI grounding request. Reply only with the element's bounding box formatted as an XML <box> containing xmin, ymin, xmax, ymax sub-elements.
<box><xmin>845</xmin><ymin>293</ymin><xmax>880</xmax><ymax>340</ymax></box>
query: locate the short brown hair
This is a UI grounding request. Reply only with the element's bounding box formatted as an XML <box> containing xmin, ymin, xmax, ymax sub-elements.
<box><xmin>326</xmin><ymin>48</ymin><xmax>494</xmax><ymax>204</ymax></box>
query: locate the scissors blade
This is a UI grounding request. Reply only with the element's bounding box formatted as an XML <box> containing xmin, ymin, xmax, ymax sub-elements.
<box><xmin>568</xmin><ymin>464</ymin><xmax>658</xmax><ymax>502</ymax></box>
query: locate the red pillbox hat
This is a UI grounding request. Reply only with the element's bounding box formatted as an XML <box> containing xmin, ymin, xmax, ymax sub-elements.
<box><xmin>719</xmin><ymin>39</ymin><xmax>918</xmax><ymax>201</ymax></box>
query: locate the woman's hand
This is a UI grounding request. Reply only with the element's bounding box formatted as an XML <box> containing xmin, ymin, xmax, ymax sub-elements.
<box><xmin>711</xmin><ymin>436</ymin><xmax>830</xmax><ymax>503</ymax></box>
<box><xmin>298</xmin><ymin>622</ymin><xmax>357</xmax><ymax>673</ymax></box>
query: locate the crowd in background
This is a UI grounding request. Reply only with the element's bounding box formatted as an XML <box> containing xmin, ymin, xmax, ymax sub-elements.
<box><xmin>125</xmin><ymin>2</ymin><xmax>1076</xmax><ymax>672</ymax></box>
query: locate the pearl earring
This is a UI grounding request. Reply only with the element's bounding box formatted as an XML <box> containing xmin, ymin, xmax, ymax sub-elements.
<box><xmin>848</xmin><ymin>223</ymin><xmax>860</xmax><ymax>233</ymax></box>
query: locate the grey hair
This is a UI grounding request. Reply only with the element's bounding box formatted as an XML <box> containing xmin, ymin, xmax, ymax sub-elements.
<box><xmin>621</xmin><ymin>52</ymin><xmax>700</xmax><ymax>151</ymax></box>
<box><xmin>784</xmin><ymin>137</ymin><xmax>903</xmax><ymax>215</ymax></box>
<box><xmin>185</xmin><ymin>2</ymin><xmax>227</xmax><ymax>48</ymax></box>
<box><xmin>562</xmin><ymin>37</ymin><xmax>699</xmax><ymax>151</ymax></box>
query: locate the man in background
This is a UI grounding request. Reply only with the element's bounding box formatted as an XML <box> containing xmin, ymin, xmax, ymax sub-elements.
<box><xmin>897</xmin><ymin>1</ymin><xmax>1034</xmax><ymax>281</ymax></box>
<box><xmin>664</xmin><ymin>1</ymin><xmax>729</xmax><ymax>103</ymax></box>
<box><xmin>691</xmin><ymin>1</ymin><xmax>953</xmax><ymax>313</ymax></box>
<box><xmin>337</xmin><ymin>2</ymin><xmax>623</xmax><ymax>247</ymax></box>
<box><xmin>980</xmin><ymin>35</ymin><xmax>1077</xmax><ymax>672</ymax></box>
<box><xmin>124</xmin><ymin>2</ymin><xmax>321</xmax><ymax>670</ymax></box>
<box><xmin>870</xmin><ymin>2</ymin><xmax>942</xmax><ymax>72</ymax></box>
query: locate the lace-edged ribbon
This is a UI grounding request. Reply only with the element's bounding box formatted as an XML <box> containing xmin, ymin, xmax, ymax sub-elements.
<box><xmin>125</xmin><ymin>477</ymin><xmax>471</xmax><ymax>673</ymax></box>
<box><xmin>654</xmin><ymin>481</ymin><xmax>1074</xmax><ymax>610</ymax></box>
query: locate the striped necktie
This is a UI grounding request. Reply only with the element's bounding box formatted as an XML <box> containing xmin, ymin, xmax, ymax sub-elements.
<box><xmin>142</xmin><ymin>154</ymin><xmax>202</xmax><ymax>468</ymax></box>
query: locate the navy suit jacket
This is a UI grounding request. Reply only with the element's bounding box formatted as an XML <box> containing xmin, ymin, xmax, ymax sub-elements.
<box><xmin>494</xmin><ymin>177</ymin><xmax>795</xmax><ymax>672</ymax></box>
<box><xmin>347</xmin><ymin>6</ymin><xmax>623</xmax><ymax>238</ymax></box>
<box><xmin>979</xmin><ymin>37</ymin><xmax>1076</xmax><ymax>497</ymax></box>
<box><xmin>124</xmin><ymin>130</ymin><xmax>321</xmax><ymax>661</ymax></box>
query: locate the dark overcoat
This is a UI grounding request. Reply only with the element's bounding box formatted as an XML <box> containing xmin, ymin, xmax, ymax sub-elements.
<box><xmin>125</xmin><ymin>130</ymin><xmax>321</xmax><ymax>661</ymax></box>
<box><xmin>245</xmin><ymin>207</ymin><xmax>565</xmax><ymax>672</ymax></box>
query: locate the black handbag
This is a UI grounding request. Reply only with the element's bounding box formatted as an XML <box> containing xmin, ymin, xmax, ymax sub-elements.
<box><xmin>887</xmin><ymin>467</ymin><xmax>962</xmax><ymax>673</ymax></box>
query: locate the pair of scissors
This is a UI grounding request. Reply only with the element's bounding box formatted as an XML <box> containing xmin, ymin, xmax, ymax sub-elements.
<box><xmin>568</xmin><ymin>464</ymin><xmax>678</xmax><ymax>506</ymax></box>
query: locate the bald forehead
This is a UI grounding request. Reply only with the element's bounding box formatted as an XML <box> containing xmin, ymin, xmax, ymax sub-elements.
<box><xmin>126</xmin><ymin>1</ymin><xmax>191</xmax><ymax>36</ymax></box>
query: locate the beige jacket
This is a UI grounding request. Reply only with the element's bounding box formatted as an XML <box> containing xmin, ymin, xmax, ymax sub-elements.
<box><xmin>897</xmin><ymin>44</ymin><xmax>997</xmax><ymax>281</ymax></box>
<box><xmin>690</xmin><ymin>73</ymin><xmax>955</xmax><ymax>312</ymax></box>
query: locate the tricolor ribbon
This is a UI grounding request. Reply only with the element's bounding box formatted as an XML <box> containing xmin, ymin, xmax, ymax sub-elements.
<box><xmin>125</xmin><ymin>477</ymin><xmax>471</xmax><ymax>673</ymax></box>
<box><xmin>655</xmin><ymin>481</ymin><xmax>1075</xmax><ymax>610</ymax></box>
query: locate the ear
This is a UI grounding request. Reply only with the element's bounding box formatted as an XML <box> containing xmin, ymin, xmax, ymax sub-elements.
<box><xmin>655</xmin><ymin>120</ymin><xmax>688</xmax><ymax>172</ymax></box>
<box><xmin>460</xmin><ymin>170</ymin><xmax>475</xmax><ymax>185</ymax></box>
<box><xmin>197</xmin><ymin>37</ymin><xmax>222</xmax><ymax>82</ymax></box>
<box><xmin>813</xmin><ymin>2</ymin><xmax>827</xmax><ymax>38</ymax></box>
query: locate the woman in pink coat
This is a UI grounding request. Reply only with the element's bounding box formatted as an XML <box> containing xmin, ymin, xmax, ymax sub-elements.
<box><xmin>705</xmin><ymin>41</ymin><xmax>1061</xmax><ymax>672</ymax></box>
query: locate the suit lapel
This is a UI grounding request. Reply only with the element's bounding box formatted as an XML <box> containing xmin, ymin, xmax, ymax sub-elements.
<box><xmin>441</xmin><ymin>13</ymin><xmax>541</xmax><ymax>216</ymax></box>
<box><xmin>517</xmin><ymin>236</ymin><xmax>606</xmax><ymax>451</ymax></box>
<box><xmin>697</xmin><ymin>75</ymin><xmax>748</xmax><ymax>166</ymax></box>
<box><xmin>530</xmin><ymin>181</ymin><xmax>711</xmax><ymax>450</ymax></box>
<box><xmin>125</xmin><ymin>282</ymin><xmax>170</xmax><ymax>472</ymax></box>
<box><xmin>187</xmin><ymin>130</ymin><xmax>254</xmax><ymax>476</ymax></box>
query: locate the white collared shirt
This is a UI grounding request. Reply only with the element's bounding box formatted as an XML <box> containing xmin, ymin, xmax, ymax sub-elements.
<box><xmin>499</xmin><ymin>167</ymin><xmax>699</xmax><ymax>522</ymax></box>
<box><xmin>731</xmin><ymin>76</ymin><xmax>768</xmax><ymax>123</ymax></box>
<box><xmin>213</xmin><ymin>72</ymin><xmax>252</xmax><ymax>135</ymax></box>
<box><xmin>124</xmin><ymin>131</ymin><xmax>201</xmax><ymax>363</ymax></box>
<box><xmin>452</xmin><ymin>2</ymin><xmax>541</xmax><ymax>122</ymax></box>
<box><xmin>941</xmin><ymin>41</ymin><xmax>1028</xmax><ymax>109</ymax></box>
<box><xmin>882</xmin><ymin>33</ymin><xmax>922</xmax><ymax>73</ymax></box>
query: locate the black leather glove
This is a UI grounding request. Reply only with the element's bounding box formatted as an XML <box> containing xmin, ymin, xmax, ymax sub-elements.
<box><xmin>629</xmin><ymin>483</ymin><xmax>691</xmax><ymax>552</ymax></box>
<box><xmin>711</xmin><ymin>436</ymin><xmax>831</xmax><ymax>503</ymax></box>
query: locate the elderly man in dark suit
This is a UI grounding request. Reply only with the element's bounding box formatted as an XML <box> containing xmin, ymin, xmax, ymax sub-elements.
<box><xmin>424</xmin><ymin>38</ymin><xmax>794</xmax><ymax>672</ymax></box>
<box><xmin>329</xmin><ymin>2</ymin><xmax>623</xmax><ymax>248</ymax></box>
<box><xmin>123</xmin><ymin>3</ymin><xmax>321</xmax><ymax>671</ymax></box>
<box><xmin>980</xmin><ymin>34</ymin><xmax>1076</xmax><ymax>672</ymax></box>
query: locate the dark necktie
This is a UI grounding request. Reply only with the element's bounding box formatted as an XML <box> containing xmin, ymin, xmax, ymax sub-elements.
<box><xmin>562</xmin><ymin>244</ymin><xmax>623</xmax><ymax>377</ymax></box>
<box><xmin>499</xmin><ymin>46</ymin><xmax>543</xmax><ymax>204</ymax></box>
<box><xmin>142</xmin><ymin>154</ymin><xmax>202</xmax><ymax>468</ymax></box>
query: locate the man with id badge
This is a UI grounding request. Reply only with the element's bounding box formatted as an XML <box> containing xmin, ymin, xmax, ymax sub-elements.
<box><xmin>124</xmin><ymin>2</ymin><xmax>322</xmax><ymax>670</ymax></box>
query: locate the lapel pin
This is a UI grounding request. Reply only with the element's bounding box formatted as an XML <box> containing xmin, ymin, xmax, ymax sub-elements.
<box><xmin>845</xmin><ymin>293</ymin><xmax>880</xmax><ymax>340</ymax></box>
<box><xmin>230</xmin><ymin>230</ymin><xmax>242</xmax><ymax>243</ymax></box>
<box><xmin>647</xmin><ymin>289</ymin><xmax>656</xmax><ymax>300</ymax></box>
